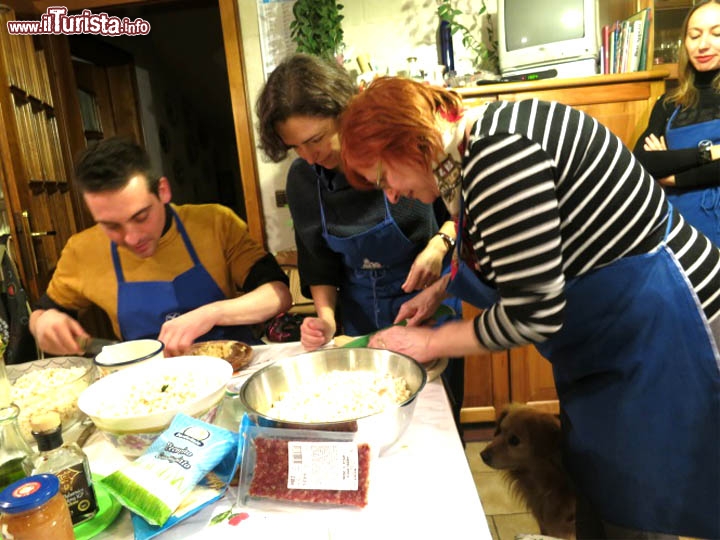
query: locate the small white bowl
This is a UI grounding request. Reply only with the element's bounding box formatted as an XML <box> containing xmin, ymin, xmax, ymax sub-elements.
<box><xmin>94</xmin><ymin>339</ymin><xmax>164</xmax><ymax>377</ymax></box>
<box><xmin>78</xmin><ymin>356</ymin><xmax>232</xmax><ymax>457</ymax></box>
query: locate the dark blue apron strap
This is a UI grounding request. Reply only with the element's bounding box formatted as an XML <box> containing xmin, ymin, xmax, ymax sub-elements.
<box><xmin>664</xmin><ymin>106</ymin><xmax>681</xmax><ymax>139</ymax></box>
<box><xmin>170</xmin><ymin>206</ymin><xmax>201</xmax><ymax>266</ymax></box>
<box><xmin>381</xmin><ymin>190</ymin><xmax>392</xmax><ymax>218</ymax></box>
<box><xmin>111</xmin><ymin>243</ymin><xmax>125</xmax><ymax>283</ymax></box>
<box><xmin>316</xmin><ymin>176</ymin><xmax>330</xmax><ymax>236</ymax></box>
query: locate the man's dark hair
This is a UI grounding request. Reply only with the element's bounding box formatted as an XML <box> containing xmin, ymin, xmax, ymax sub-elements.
<box><xmin>74</xmin><ymin>136</ymin><xmax>160</xmax><ymax>195</ymax></box>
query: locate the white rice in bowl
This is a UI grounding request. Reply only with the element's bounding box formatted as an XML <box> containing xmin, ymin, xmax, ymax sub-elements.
<box><xmin>97</xmin><ymin>373</ymin><xmax>204</xmax><ymax>417</ymax></box>
<box><xmin>268</xmin><ymin>370</ymin><xmax>411</xmax><ymax>423</ymax></box>
<box><xmin>11</xmin><ymin>366</ymin><xmax>89</xmax><ymax>440</ymax></box>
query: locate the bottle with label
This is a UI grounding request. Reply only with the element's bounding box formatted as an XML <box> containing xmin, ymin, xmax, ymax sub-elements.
<box><xmin>30</xmin><ymin>410</ymin><xmax>98</xmax><ymax>525</ymax></box>
<box><xmin>0</xmin><ymin>473</ymin><xmax>75</xmax><ymax>540</ymax></box>
<box><xmin>0</xmin><ymin>404</ymin><xmax>32</xmax><ymax>493</ymax></box>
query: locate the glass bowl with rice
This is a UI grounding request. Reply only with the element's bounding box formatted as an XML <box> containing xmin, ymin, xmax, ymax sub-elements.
<box><xmin>78</xmin><ymin>356</ymin><xmax>232</xmax><ymax>457</ymax></box>
<box><xmin>7</xmin><ymin>356</ymin><xmax>96</xmax><ymax>443</ymax></box>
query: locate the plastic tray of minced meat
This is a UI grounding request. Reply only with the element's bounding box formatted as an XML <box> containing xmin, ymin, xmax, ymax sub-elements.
<box><xmin>237</xmin><ymin>425</ymin><xmax>371</xmax><ymax>508</ymax></box>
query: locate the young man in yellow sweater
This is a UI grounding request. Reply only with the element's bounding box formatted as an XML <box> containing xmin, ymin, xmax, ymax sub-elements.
<box><xmin>30</xmin><ymin>137</ymin><xmax>291</xmax><ymax>356</ymax></box>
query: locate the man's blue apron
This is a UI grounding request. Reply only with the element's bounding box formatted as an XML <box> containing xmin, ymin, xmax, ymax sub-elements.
<box><xmin>318</xmin><ymin>181</ymin><xmax>418</xmax><ymax>336</ymax></box>
<box><xmin>664</xmin><ymin>108</ymin><xmax>720</xmax><ymax>245</ymax></box>
<box><xmin>113</xmin><ymin>207</ymin><xmax>259</xmax><ymax>344</ymax></box>
<box><xmin>447</xmin><ymin>200</ymin><xmax>720</xmax><ymax>538</ymax></box>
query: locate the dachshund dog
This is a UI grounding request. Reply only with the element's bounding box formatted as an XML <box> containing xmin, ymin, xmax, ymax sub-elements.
<box><xmin>481</xmin><ymin>404</ymin><xmax>576</xmax><ymax>540</ymax></box>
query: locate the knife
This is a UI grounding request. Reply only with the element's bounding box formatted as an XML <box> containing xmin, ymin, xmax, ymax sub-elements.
<box><xmin>340</xmin><ymin>304</ymin><xmax>456</xmax><ymax>349</ymax></box>
<box><xmin>76</xmin><ymin>336</ymin><xmax>119</xmax><ymax>356</ymax></box>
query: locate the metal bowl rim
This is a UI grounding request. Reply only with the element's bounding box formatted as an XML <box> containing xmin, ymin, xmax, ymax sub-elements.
<box><xmin>238</xmin><ymin>347</ymin><xmax>427</xmax><ymax>425</ymax></box>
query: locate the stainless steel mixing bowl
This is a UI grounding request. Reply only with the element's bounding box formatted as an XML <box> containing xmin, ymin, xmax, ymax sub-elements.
<box><xmin>238</xmin><ymin>347</ymin><xmax>427</xmax><ymax>454</ymax></box>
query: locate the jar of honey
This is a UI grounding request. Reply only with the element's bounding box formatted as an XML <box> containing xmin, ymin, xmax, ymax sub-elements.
<box><xmin>0</xmin><ymin>473</ymin><xmax>75</xmax><ymax>540</ymax></box>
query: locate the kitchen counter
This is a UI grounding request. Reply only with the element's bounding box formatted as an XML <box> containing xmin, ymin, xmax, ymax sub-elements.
<box><xmin>79</xmin><ymin>342</ymin><xmax>491</xmax><ymax>539</ymax></box>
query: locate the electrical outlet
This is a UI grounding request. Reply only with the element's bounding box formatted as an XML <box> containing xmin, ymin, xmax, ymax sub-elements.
<box><xmin>275</xmin><ymin>190</ymin><xmax>288</xmax><ymax>207</ymax></box>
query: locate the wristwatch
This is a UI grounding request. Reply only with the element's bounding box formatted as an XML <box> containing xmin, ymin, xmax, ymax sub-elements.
<box><xmin>436</xmin><ymin>231</ymin><xmax>455</xmax><ymax>251</ymax></box>
<box><xmin>699</xmin><ymin>139</ymin><xmax>713</xmax><ymax>164</ymax></box>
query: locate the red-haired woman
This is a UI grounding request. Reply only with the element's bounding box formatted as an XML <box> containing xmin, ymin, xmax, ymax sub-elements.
<box><xmin>340</xmin><ymin>76</ymin><xmax>720</xmax><ymax>540</ymax></box>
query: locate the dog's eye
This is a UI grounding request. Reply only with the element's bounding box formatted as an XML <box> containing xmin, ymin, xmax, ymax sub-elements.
<box><xmin>509</xmin><ymin>435</ymin><xmax>520</xmax><ymax>446</ymax></box>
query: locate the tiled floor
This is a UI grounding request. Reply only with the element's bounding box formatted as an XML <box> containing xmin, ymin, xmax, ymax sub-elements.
<box><xmin>464</xmin><ymin>438</ymin><xmax>700</xmax><ymax>540</ymax></box>
<box><xmin>465</xmin><ymin>439</ymin><xmax>541</xmax><ymax>540</ymax></box>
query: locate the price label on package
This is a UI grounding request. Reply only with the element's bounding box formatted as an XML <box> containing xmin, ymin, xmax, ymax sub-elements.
<box><xmin>287</xmin><ymin>441</ymin><xmax>359</xmax><ymax>491</ymax></box>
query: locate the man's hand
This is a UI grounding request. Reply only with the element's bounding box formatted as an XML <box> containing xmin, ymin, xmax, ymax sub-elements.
<box><xmin>30</xmin><ymin>309</ymin><xmax>87</xmax><ymax>355</ymax></box>
<box><xmin>157</xmin><ymin>305</ymin><xmax>218</xmax><ymax>357</ymax></box>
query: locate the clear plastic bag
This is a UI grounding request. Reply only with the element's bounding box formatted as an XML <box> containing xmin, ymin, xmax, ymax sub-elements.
<box><xmin>238</xmin><ymin>424</ymin><xmax>371</xmax><ymax>508</ymax></box>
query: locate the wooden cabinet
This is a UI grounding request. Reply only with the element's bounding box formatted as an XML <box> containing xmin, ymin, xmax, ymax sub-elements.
<box><xmin>455</xmin><ymin>70</ymin><xmax>668</xmax><ymax>423</ymax></box>
<box><xmin>650</xmin><ymin>0</ymin><xmax>693</xmax><ymax>79</ymax></box>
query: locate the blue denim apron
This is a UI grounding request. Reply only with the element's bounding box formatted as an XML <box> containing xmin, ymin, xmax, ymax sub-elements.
<box><xmin>447</xmin><ymin>200</ymin><xmax>720</xmax><ymax>537</ymax></box>
<box><xmin>318</xmin><ymin>180</ymin><xmax>418</xmax><ymax>336</ymax></box>
<box><xmin>113</xmin><ymin>206</ymin><xmax>259</xmax><ymax>344</ymax></box>
<box><xmin>664</xmin><ymin>108</ymin><xmax>720</xmax><ymax>245</ymax></box>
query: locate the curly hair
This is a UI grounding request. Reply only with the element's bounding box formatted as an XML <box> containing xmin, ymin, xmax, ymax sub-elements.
<box><xmin>256</xmin><ymin>53</ymin><xmax>357</xmax><ymax>162</ymax></box>
<box><xmin>74</xmin><ymin>136</ymin><xmax>160</xmax><ymax>195</ymax></box>
<box><xmin>339</xmin><ymin>77</ymin><xmax>463</xmax><ymax>190</ymax></box>
<box><xmin>666</xmin><ymin>0</ymin><xmax>720</xmax><ymax>110</ymax></box>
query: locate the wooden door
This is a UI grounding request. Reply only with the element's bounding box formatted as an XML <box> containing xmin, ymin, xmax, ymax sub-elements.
<box><xmin>39</xmin><ymin>0</ymin><xmax>267</xmax><ymax>246</ymax></box>
<box><xmin>0</xmin><ymin>6</ymin><xmax>79</xmax><ymax>301</ymax></box>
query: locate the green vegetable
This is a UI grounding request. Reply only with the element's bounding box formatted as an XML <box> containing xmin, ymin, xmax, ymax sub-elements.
<box><xmin>161</xmin><ymin>384</ymin><xmax>168</xmax><ymax>392</ymax></box>
<box><xmin>341</xmin><ymin>304</ymin><xmax>455</xmax><ymax>348</ymax></box>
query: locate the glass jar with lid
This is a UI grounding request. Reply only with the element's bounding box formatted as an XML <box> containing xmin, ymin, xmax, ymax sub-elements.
<box><xmin>0</xmin><ymin>473</ymin><xmax>75</xmax><ymax>540</ymax></box>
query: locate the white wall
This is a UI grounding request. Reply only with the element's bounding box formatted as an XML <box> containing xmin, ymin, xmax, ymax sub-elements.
<box><xmin>237</xmin><ymin>0</ymin><xmax>496</xmax><ymax>253</ymax></box>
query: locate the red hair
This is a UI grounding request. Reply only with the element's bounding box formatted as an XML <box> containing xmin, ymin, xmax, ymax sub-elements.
<box><xmin>340</xmin><ymin>77</ymin><xmax>463</xmax><ymax>189</ymax></box>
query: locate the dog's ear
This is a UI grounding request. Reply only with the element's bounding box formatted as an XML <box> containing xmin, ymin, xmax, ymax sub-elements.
<box><xmin>494</xmin><ymin>406</ymin><xmax>511</xmax><ymax>435</ymax></box>
<box><xmin>528</xmin><ymin>413</ymin><xmax>562</xmax><ymax>456</ymax></box>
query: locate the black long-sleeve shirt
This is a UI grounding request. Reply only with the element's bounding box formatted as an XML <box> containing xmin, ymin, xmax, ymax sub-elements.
<box><xmin>633</xmin><ymin>69</ymin><xmax>720</xmax><ymax>188</ymax></box>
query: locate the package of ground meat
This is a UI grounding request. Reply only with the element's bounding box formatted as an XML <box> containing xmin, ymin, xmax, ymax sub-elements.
<box><xmin>237</xmin><ymin>425</ymin><xmax>371</xmax><ymax>508</ymax></box>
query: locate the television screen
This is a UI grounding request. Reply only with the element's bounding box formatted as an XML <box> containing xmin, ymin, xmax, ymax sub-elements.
<box><xmin>498</xmin><ymin>0</ymin><xmax>597</xmax><ymax>78</ymax></box>
<box><xmin>505</xmin><ymin>0</ymin><xmax>586</xmax><ymax>52</ymax></box>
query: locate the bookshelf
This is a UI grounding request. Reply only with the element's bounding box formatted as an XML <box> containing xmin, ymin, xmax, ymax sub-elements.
<box><xmin>0</xmin><ymin>5</ymin><xmax>79</xmax><ymax>298</ymax></box>
<box><xmin>600</xmin><ymin>7</ymin><xmax>652</xmax><ymax>74</ymax></box>
<box><xmin>599</xmin><ymin>1</ymin><xmax>693</xmax><ymax>79</ymax></box>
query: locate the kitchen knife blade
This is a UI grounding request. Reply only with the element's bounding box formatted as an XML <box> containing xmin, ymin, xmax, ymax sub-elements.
<box><xmin>76</xmin><ymin>336</ymin><xmax>119</xmax><ymax>356</ymax></box>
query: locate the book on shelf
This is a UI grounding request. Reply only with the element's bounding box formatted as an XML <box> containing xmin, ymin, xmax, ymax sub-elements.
<box><xmin>601</xmin><ymin>8</ymin><xmax>651</xmax><ymax>74</ymax></box>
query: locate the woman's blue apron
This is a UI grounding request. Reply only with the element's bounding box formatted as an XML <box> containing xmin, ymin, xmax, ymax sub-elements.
<box><xmin>318</xmin><ymin>181</ymin><xmax>418</xmax><ymax>336</ymax></box>
<box><xmin>112</xmin><ymin>207</ymin><xmax>259</xmax><ymax>344</ymax></box>
<box><xmin>447</xmin><ymin>199</ymin><xmax>720</xmax><ymax>538</ymax></box>
<box><xmin>664</xmin><ymin>108</ymin><xmax>720</xmax><ymax>245</ymax></box>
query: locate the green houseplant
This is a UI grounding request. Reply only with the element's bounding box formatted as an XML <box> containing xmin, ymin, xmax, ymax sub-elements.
<box><xmin>289</xmin><ymin>0</ymin><xmax>345</xmax><ymax>60</ymax></box>
<box><xmin>437</xmin><ymin>0</ymin><xmax>497</xmax><ymax>73</ymax></box>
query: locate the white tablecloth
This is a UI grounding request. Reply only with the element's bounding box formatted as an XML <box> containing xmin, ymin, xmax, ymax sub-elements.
<box><xmin>80</xmin><ymin>342</ymin><xmax>491</xmax><ymax>539</ymax></box>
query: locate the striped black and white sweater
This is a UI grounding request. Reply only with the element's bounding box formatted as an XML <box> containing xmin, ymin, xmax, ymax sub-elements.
<box><xmin>463</xmin><ymin>99</ymin><xmax>720</xmax><ymax>351</ymax></box>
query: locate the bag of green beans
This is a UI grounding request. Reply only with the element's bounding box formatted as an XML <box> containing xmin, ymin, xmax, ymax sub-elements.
<box><xmin>101</xmin><ymin>413</ymin><xmax>237</xmax><ymax>526</ymax></box>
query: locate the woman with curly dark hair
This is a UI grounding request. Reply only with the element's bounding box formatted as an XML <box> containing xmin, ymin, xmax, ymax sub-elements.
<box><xmin>256</xmin><ymin>54</ymin><xmax>458</xmax><ymax>350</ymax></box>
